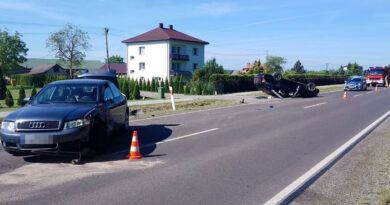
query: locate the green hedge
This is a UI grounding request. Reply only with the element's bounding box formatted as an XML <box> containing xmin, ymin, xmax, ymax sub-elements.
<box><xmin>209</xmin><ymin>74</ymin><xmax>347</xmax><ymax>94</ymax></box>
<box><xmin>12</xmin><ymin>74</ymin><xmax>68</xmax><ymax>87</ymax></box>
<box><xmin>209</xmin><ymin>74</ymin><xmax>257</xmax><ymax>94</ymax></box>
<box><xmin>284</xmin><ymin>74</ymin><xmax>347</xmax><ymax>86</ymax></box>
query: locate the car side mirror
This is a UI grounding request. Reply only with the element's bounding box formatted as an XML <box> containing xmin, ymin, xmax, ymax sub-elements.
<box><xmin>105</xmin><ymin>98</ymin><xmax>113</xmax><ymax>104</ymax></box>
<box><xmin>23</xmin><ymin>97</ymin><xmax>31</xmax><ymax>103</ymax></box>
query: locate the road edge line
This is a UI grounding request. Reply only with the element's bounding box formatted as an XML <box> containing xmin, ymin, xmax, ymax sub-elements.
<box><xmin>264</xmin><ymin>110</ymin><xmax>390</xmax><ymax>205</ymax></box>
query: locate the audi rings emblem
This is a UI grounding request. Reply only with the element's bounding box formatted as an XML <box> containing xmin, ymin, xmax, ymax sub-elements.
<box><xmin>29</xmin><ymin>122</ymin><xmax>46</xmax><ymax>129</ymax></box>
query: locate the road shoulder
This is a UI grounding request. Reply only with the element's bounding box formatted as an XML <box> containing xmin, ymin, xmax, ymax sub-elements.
<box><xmin>291</xmin><ymin>117</ymin><xmax>390</xmax><ymax>205</ymax></box>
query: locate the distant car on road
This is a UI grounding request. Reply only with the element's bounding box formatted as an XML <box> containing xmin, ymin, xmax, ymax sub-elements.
<box><xmin>0</xmin><ymin>79</ymin><xmax>129</xmax><ymax>156</ymax></box>
<box><xmin>344</xmin><ymin>76</ymin><xmax>367</xmax><ymax>91</ymax></box>
<box><xmin>254</xmin><ymin>73</ymin><xmax>319</xmax><ymax>98</ymax></box>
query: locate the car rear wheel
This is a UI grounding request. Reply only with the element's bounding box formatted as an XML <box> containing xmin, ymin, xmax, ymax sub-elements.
<box><xmin>306</xmin><ymin>82</ymin><xmax>316</xmax><ymax>92</ymax></box>
<box><xmin>273</xmin><ymin>73</ymin><xmax>282</xmax><ymax>81</ymax></box>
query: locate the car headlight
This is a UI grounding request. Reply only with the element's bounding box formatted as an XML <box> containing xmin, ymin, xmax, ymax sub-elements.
<box><xmin>64</xmin><ymin>118</ymin><xmax>90</xmax><ymax>129</ymax></box>
<box><xmin>1</xmin><ymin>121</ymin><xmax>15</xmax><ymax>132</ymax></box>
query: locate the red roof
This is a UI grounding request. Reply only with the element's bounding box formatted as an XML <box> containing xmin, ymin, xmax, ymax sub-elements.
<box><xmin>122</xmin><ymin>24</ymin><xmax>209</xmax><ymax>45</ymax></box>
<box><xmin>100</xmin><ymin>63</ymin><xmax>127</xmax><ymax>74</ymax></box>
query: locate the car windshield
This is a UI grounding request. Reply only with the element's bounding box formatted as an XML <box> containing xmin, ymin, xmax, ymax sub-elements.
<box><xmin>347</xmin><ymin>78</ymin><xmax>361</xmax><ymax>83</ymax></box>
<box><xmin>31</xmin><ymin>84</ymin><xmax>98</xmax><ymax>104</ymax></box>
<box><xmin>369</xmin><ymin>70</ymin><xmax>384</xmax><ymax>75</ymax></box>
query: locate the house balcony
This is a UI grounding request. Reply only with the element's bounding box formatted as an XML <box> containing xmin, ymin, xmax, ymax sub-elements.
<box><xmin>170</xmin><ymin>54</ymin><xmax>189</xmax><ymax>61</ymax></box>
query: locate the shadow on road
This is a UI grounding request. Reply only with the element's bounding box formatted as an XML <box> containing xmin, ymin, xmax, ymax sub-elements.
<box><xmin>22</xmin><ymin>124</ymin><xmax>178</xmax><ymax>164</ymax></box>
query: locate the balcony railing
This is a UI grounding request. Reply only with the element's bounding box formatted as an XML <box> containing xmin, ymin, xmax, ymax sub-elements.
<box><xmin>171</xmin><ymin>54</ymin><xmax>189</xmax><ymax>61</ymax></box>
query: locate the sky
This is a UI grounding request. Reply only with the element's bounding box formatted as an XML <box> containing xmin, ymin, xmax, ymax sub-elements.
<box><xmin>0</xmin><ymin>0</ymin><xmax>389</xmax><ymax>71</ymax></box>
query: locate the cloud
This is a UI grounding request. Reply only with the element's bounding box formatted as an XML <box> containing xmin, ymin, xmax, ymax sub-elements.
<box><xmin>196</xmin><ymin>2</ymin><xmax>235</xmax><ymax>16</ymax></box>
<box><xmin>0</xmin><ymin>0</ymin><xmax>71</xmax><ymax>21</ymax></box>
<box><xmin>0</xmin><ymin>1</ymin><xmax>34</xmax><ymax>11</ymax></box>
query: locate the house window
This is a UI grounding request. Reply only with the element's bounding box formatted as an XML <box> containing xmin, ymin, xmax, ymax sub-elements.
<box><xmin>172</xmin><ymin>46</ymin><xmax>180</xmax><ymax>54</ymax></box>
<box><xmin>139</xmin><ymin>47</ymin><xmax>145</xmax><ymax>55</ymax></box>
<box><xmin>130</xmin><ymin>56</ymin><xmax>134</xmax><ymax>60</ymax></box>
<box><xmin>193</xmin><ymin>48</ymin><xmax>198</xmax><ymax>56</ymax></box>
<box><xmin>140</xmin><ymin>77</ymin><xmax>145</xmax><ymax>81</ymax></box>
<box><xmin>172</xmin><ymin>63</ymin><xmax>180</xmax><ymax>71</ymax></box>
<box><xmin>139</xmin><ymin>62</ymin><xmax>145</xmax><ymax>70</ymax></box>
<box><xmin>193</xmin><ymin>63</ymin><xmax>198</xmax><ymax>71</ymax></box>
<box><xmin>130</xmin><ymin>70</ymin><xmax>135</xmax><ymax>74</ymax></box>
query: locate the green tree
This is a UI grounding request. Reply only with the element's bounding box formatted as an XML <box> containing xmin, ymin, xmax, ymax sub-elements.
<box><xmin>337</xmin><ymin>66</ymin><xmax>346</xmax><ymax>75</ymax></box>
<box><xmin>164</xmin><ymin>78</ymin><xmax>169</xmax><ymax>93</ymax></box>
<box><xmin>5</xmin><ymin>89</ymin><xmax>13</xmax><ymax>107</ymax></box>
<box><xmin>106</xmin><ymin>55</ymin><xmax>124</xmax><ymax>64</ymax></box>
<box><xmin>196</xmin><ymin>80</ymin><xmax>202</xmax><ymax>95</ymax></box>
<box><xmin>192</xmin><ymin>58</ymin><xmax>224</xmax><ymax>82</ymax></box>
<box><xmin>291</xmin><ymin>60</ymin><xmax>306</xmax><ymax>74</ymax></box>
<box><xmin>132</xmin><ymin>82</ymin><xmax>141</xmax><ymax>100</ymax></box>
<box><xmin>178</xmin><ymin>75</ymin><xmax>184</xmax><ymax>93</ymax></box>
<box><xmin>348</xmin><ymin>62</ymin><xmax>362</xmax><ymax>76</ymax></box>
<box><xmin>265</xmin><ymin>56</ymin><xmax>286</xmax><ymax>74</ymax></box>
<box><xmin>141</xmin><ymin>79</ymin><xmax>146</xmax><ymax>91</ymax></box>
<box><xmin>46</xmin><ymin>24</ymin><xmax>90</xmax><ymax>78</ymax></box>
<box><xmin>146</xmin><ymin>79</ymin><xmax>151</xmax><ymax>91</ymax></box>
<box><xmin>151</xmin><ymin>78</ymin><xmax>156</xmax><ymax>92</ymax></box>
<box><xmin>31</xmin><ymin>86</ymin><xmax>37</xmax><ymax>96</ymax></box>
<box><xmin>123</xmin><ymin>80</ymin><xmax>130</xmax><ymax>99</ymax></box>
<box><xmin>202</xmin><ymin>86</ymin><xmax>207</xmax><ymax>95</ymax></box>
<box><xmin>184</xmin><ymin>85</ymin><xmax>191</xmax><ymax>95</ymax></box>
<box><xmin>0</xmin><ymin>30</ymin><xmax>28</xmax><ymax>73</ymax></box>
<box><xmin>17</xmin><ymin>86</ymin><xmax>26</xmax><ymax>106</ymax></box>
<box><xmin>0</xmin><ymin>30</ymin><xmax>28</xmax><ymax>99</ymax></box>
<box><xmin>248</xmin><ymin>59</ymin><xmax>264</xmax><ymax>74</ymax></box>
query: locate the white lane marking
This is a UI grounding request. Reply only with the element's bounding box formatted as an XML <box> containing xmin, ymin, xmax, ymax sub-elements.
<box><xmin>353</xmin><ymin>94</ymin><xmax>363</xmax><ymax>97</ymax></box>
<box><xmin>264</xmin><ymin>110</ymin><xmax>390</xmax><ymax>205</ymax></box>
<box><xmin>109</xmin><ymin>128</ymin><xmax>219</xmax><ymax>155</ymax></box>
<box><xmin>303</xmin><ymin>102</ymin><xmax>327</xmax><ymax>109</ymax></box>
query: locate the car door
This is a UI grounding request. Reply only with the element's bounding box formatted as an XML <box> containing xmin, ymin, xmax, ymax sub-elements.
<box><xmin>108</xmin><ymin>82</ymin><xmax>127</xmax><ymax>125</ymax></box>
<box><xmin>103</xmin><ymin>84</ymin><xmax>116</xmax><ymax>133</ymax></box>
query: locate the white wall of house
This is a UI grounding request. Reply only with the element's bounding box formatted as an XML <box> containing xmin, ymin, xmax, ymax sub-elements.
<box><xmin>126</xmin><ymin>41</ymin><xmax>169</xmax><ymax>81</ymax></box>
<box><xmin>126</xmin><ymin>40</ymin><xmax>206</xmax><ymax>81</ymax></box>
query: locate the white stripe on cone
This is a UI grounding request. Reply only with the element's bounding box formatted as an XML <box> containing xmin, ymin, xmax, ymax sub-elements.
<box><xmin>132</xmin><ymin>136</ymin><xmax>138</xmax><ymax>142</ymax></box>
<box><xmin>130</xmin><ymin>146</ymin><xmax>138</xmax><ymax>152</ymax></box>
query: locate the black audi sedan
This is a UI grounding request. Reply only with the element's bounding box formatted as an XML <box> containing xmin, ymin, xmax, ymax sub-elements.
<box><xmin>0</xmin><ymin>79</ymin><xmax>129</xmax><ymax>156</ymax></box>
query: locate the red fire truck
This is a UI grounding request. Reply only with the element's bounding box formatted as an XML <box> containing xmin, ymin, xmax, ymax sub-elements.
<box><xmin>366</xmin><ymin>66</ymin><xmax>389</xmax><ymax>87</ymax></box>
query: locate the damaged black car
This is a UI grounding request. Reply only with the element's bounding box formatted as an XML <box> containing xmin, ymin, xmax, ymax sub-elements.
<box><xmin>254</xmin><ymin>73</ymin><xmax>319</xmax><ymax>98</ymax></box>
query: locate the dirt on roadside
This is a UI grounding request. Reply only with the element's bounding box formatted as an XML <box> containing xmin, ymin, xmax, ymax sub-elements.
<box><xmin>291</xmin><ymin>118</ymin><xmax>390</xmax><ymax>205</ymax></box>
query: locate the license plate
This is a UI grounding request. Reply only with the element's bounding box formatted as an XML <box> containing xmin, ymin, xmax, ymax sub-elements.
<box><xmin>24</xmin><ymin>135</ymin><xmax>52</xmax><ymax>144</ymax></box>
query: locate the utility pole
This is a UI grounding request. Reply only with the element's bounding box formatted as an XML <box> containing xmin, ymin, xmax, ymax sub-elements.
<box><xmin>265</xmin><ymin>50</ymin><xmax>269</xmax><ymax>59</ymax></box>
<box><xmin>326</xmin><ymin>63</ymin><xmax>329</xmax><ymax>71</ymax></box>
<box><xmin>104</xmin><ymin>28</ymin><xmax>110</xmax><ymax>70</ymax></box>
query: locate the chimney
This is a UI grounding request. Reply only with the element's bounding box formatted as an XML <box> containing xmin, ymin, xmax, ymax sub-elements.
<box><xmin>169</xmin><ymin>25</ymin><xmax>173</xmax><ymax>30</ymax></box>
<box><xmin>159</xmin><ymin>23</ymin><xmax>163</xmax><ymax>28</ymax></box>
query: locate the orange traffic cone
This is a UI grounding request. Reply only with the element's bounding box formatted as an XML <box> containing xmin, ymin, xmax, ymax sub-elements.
<box><xmin>126</xmin><ymin>131</ymin><xmax>143</xmax><ymax>160</ymax></box>
<box><xmin>375</xmin><ymin>85</ymin><xmax>378</xmax><ymax>92</ymax></box>
<box><xmin>343</xmin><ymin>91</ymin><xmax>347</xmax><ymax>100</ymax></box>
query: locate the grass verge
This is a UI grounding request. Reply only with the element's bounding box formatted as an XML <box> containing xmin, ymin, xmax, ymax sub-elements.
<box><xmin>130</xmin><ymin>99</ymin><xmax>237</xmax><ymax>120</ymax></box>
<box><xmin>318</xmin><ymin>84</ymin><xmax>344</xmax><ymax>93</ymax></box>
<box><xmin>0</xmin><ymin>85</ymin><xmax>41</xmax><ymax>112</ymax></box>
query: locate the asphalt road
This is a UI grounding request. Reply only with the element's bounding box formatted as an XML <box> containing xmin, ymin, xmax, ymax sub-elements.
<box><xmin>1</xmin><ymin>87</ymin><xmax>390</xmax><ymax>205</ymax></box>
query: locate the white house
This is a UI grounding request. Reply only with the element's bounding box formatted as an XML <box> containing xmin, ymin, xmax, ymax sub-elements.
<box><xmin>122</xmin><ymin>23</ymin><xmax>209</xmax><ymax>81</ymax></box>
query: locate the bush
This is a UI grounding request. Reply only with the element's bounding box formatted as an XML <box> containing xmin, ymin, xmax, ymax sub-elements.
<box><xmin>12</xmin><ymin>74</ymin><xmax>68</xmax><ymax>87</ymax></box>
<box><xmin>17</xmin><ymin>86</ymin><xmax>26</xmax><ymax>106</ymax></box>
<box><xmin>284</xmin><ymin>74</ymin><xmax>347</xmax><ymax>86</ymax></box>
<box><xmin>132</xmin><ymin>82</ymin><xmax>141</xmax><ymax>100</ymax></box>
<box><xmin>5</xmin><ymin>89</ymin><xmax>14</xmax><ymax>107</ymax></box>
<box><xmin>184</xmin><ymin>85</ymin><xmax>190</xmax><ymax>95</ymax></box>
<box><xmin>210</xmin><ymin>74</ymin><xmax>256</xmax><ymax>94</ymax></box>
<box><xmin>31</xmin><ymin>86</ymin><xmax>37</xmax><ymax>97</ymax></box>
<box><xmin>164</xmin><ymin>78</ymin><xmax>169</xmax><ymax>93</ymax></box>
